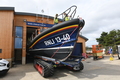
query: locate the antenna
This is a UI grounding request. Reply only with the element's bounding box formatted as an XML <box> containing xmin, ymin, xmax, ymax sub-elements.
<box><xmin>40</xmin><ymin>9</ymin><xmax>44</xmax><ymax>32</ymax></box>
<box><xmin>41</xmin><ymin>9</ymin><xmax>44</xmax><ymax>21</ymax></box>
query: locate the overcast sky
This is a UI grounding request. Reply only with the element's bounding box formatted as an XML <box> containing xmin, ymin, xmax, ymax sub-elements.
<box><xmin>0</xmin><ymin>0</ymin><xmax>120</xmax><ymax>47</ymax></box>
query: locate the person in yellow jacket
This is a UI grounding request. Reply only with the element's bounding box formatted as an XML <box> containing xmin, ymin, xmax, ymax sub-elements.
<box><xmin>54</xmin><ymin>14</ymin><xmax>59</xmax><ymax>25</ymax></box>
<box><xmin>63</xmin><ymin>12</ymin><xmax>70</xmax><ymax>21</ymax></box>
<box><xmin>65</xmin><ymin>14</ymin><xmax>70</xmax><ymax>21</ymax></box>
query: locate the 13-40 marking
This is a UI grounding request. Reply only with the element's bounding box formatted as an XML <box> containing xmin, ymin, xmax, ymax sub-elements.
<box><xmin>55</xmin><ymin>33</ymin><xmax>70</xmax><ymax>42</ymax></box>
<box><xmin>44</xmin><ymin>33</ymin><xmax>70</xmax><ymax>46</ymax></box>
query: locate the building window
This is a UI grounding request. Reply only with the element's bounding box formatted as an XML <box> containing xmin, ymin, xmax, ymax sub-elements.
<box><xmin>15</xmin><ymin>27</ymin><xmax>23</xmax><ymax>48</ymax></box>
<box><xmin>16</xmin><ymin>27</ymin><xmax>23</xmax><ymax>37</ymax></box>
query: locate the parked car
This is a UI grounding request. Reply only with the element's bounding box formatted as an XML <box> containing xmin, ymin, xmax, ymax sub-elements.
<box><xmin>0</xmin><ymin>58</ymin><xmax>10</xmax><ymax>75</ymax></box>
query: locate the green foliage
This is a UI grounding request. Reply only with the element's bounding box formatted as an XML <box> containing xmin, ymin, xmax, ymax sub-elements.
<box><xmin>96</xmin><ymin>29</ymin><xmax>120</xmax><ymax>54</ymax></box>
<box><xmin>96</xmin><ymin>29</ymin><xmax>120</xmax><ymax>46</ymax></box>
<box><xmin>96</xmin><ymin>32</ymin><xmax>108</xmax><ymax>46</ymax></box>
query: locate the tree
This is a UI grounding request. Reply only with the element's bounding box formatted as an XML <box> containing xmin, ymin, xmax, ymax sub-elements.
<box><xmin>115</xmin><ymin>30</ymin><xmax>120</xmax><ymax>45</ymax></box>
<box><xmin>96</xmin><ymin>29</ymin><xmax>120</xmax><ymax>54</ymax></box>
<box><xmin>96</xmin><ymin>32</ymin><xmax>108</xmax><ymax>46</ymax></box>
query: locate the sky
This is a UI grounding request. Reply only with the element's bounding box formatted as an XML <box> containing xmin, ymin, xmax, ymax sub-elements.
<box><xmin>0</xmin><ymin>0</ymin><xmax>120</xmax><ymax>47</ymax></box>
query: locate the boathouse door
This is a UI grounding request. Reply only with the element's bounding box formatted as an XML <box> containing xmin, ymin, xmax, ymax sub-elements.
<box><xmin>72</xmin><ymin>43</ymin><xmax>83</xmax><ymax>56</ymax></box>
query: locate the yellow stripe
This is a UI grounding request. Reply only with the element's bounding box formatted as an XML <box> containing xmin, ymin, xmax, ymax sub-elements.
<box><xmin>29</xmin><ymin>25</ymin><xmax>78</xmax><ymax>48</ymax></box>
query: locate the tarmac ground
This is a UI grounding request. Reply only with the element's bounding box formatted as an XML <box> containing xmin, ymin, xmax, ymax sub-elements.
<box><xmin>0</xmin><ymin>55</ymin><xmax>120</xmax><ymax>80</ymax></box>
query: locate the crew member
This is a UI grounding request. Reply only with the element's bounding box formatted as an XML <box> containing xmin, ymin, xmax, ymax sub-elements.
<box><xmin>54</xmin><ymin>14</ymin><xmax>59</xmax><ymax>25</ymax></box>
<box><xmin>63</xmin><ymin>12</ymin><xmax>70</xmax><ymax>21</ymax></box>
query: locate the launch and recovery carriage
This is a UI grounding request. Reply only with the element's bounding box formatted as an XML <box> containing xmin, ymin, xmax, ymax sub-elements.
<box><xmin>27</xmin><ymin>5</ymin><xmax>85</xmax><ymax>78</ymax></box>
